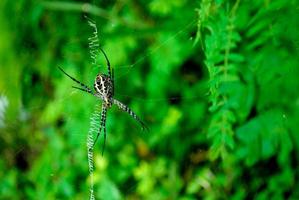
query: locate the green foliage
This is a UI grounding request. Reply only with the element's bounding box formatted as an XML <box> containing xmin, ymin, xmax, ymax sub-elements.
<box><xmin>0</xmin><ymin>0</ymin><xmax>299</xmax><ymax>199</ymax></box>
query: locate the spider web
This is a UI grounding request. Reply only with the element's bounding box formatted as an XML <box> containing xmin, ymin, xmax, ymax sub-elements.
<box><xmin>81</xmin><ymin>7</ymin><xmax>201</xmax><ymax>197</ymax></box>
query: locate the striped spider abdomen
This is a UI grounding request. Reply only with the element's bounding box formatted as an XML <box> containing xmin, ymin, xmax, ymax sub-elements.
<box><xmin>94</xmin><ymin>74</ymin><xmax>113</xmax><ymax>107</ymax></box>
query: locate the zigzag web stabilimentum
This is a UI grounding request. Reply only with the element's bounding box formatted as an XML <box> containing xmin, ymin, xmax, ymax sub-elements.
<box><xmin>85</xmin><ymin>16</ymin><xmax>101</xmax><ymax>200</ymax></box>
<box><xmin>86</xmin><ymin>104</ymin><xmax>101</xmax><ymax>200</ymax></box>
<box><xmin>86</xmin><ymin>16</ymin><xmax>101</xmax><ymax>67</ymax></box>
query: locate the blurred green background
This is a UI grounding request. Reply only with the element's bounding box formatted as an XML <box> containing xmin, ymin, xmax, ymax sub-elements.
<box><xmin>1</xmin><ymin>0</ymin><xmax>299</xmax><ymax>199</ymax></box>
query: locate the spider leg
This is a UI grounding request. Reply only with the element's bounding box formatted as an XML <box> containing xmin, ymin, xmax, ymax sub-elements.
<box><xmin>102</xmin><ymin>118</ymin><xmax>107</xmax><ymax>156</ymax></box>
<box><xmin>93</xmin><ymin>105</ymin><xmax>107</xmax><ymax>155</ymax></box>
<box><xmin>99</xmin><ymin>48</ymin><xmax>112</xmax><ymax>79</ymax></box>
<box><xmin>113</xmin><ymin>99</ymin><xmax>149</xmax><ymax>131</ymax></box>
<box><xmin>58</xmin><ymin>67</ymin><xmax>93</xmax><ymax>94</ymax></box>
<box><xmin>111</xmin><ymin>68</ymin><xmax>115</xmax><ymax>96</ymax></box>
<box><xmin>72</xmin><ymin>86</ymin><xmax>94</xmax><ymax>95</ymax></box>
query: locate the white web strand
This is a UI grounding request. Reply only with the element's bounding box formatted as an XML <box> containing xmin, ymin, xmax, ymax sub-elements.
<box><xmin>87</xmin><ymin>105</ymin><xmax>101</xmax><ymax>200</ymax></box>
<box><xmin>114</xmin><ymin>93</ymin><xmax>202</xmax><ymax>104</ymax></box>
<box><xmin>113</xmin><ymin>19</ymin><xmax>197</xmax><ymax>80</ymax></box>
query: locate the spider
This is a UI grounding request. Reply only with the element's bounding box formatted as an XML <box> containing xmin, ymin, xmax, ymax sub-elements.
<box><xmin>59</xmin><ymin>48</ymin><xmax>148</xmax><ymax>154</ymax></box>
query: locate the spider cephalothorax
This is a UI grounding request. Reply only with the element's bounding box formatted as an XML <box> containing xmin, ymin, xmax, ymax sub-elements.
<box><xmin>59</xmin><ymin>48</ymin><xmax>148</xmax><ymax>154</ymax></box>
